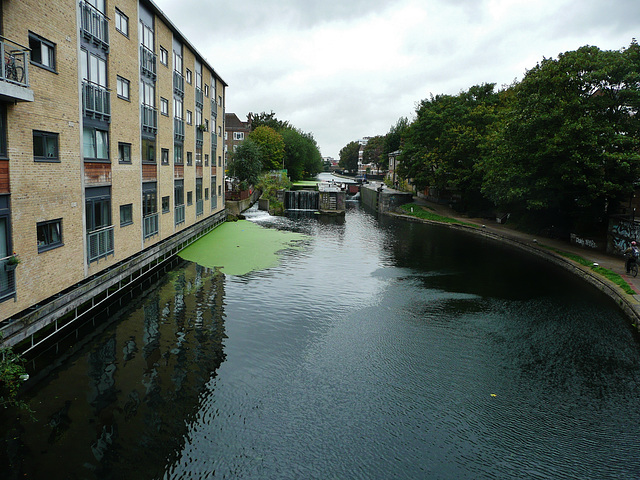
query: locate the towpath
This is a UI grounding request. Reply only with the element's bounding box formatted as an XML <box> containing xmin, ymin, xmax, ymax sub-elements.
<box><xmin>385</xmin><ymin>190</ymin><xmax>640</xmax><ymax>328</ymax></box>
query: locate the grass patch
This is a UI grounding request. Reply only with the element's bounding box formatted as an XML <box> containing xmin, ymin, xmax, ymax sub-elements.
<box><xmin>540</xmin><ymin>245</ymin><xmax>635</xmax><ymax>295</ymax></box>
<box><xmin>399</xmin><ymin>203</ymin><xmax>478</xmax><ymax>228</ymax></box>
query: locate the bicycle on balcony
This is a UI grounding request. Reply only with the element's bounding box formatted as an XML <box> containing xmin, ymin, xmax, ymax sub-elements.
<box><xmin>5</xmin><ymin>53</ymin><xmax>24</xmax><ymax>83</ymax></box>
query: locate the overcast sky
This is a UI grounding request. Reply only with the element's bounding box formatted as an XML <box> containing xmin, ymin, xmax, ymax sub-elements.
<box><xmin>153</xmin><ymin>0</ymin><xmax>639</xmax><ymax>159</ymax></box>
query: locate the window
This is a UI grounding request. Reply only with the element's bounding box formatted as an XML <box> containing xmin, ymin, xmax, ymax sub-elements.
<box><xmin>187</xmin><ymin>151</ymin><xmax>192</xmax><ymax>166</ymax></box>
<box><xmin>174</xmin><ymin>144</ymin><xmax>183</xmax><ymax>164</ymax></box>
<box><xmin>140</xmin><ymin>82</ymin><xmax>155</xmax><ymax>108</ymax></box>
<box><xmin>29</xmin><ymin>32</ymin><xmax>56</xmax><ymax>71</ymax></box>
<box><xmin>140</xmin><ymin>21</ymin><xmax>154</xmax><ymax>51</ymax></box>
<box><xmin>80</xmin><ymin>50</ymin><xmax>107</xmax><ymax>87</ymax></box>
<box><xmin>162</xmin><ymin>196</ymin><xmax>170</xmax><ymax>213</ymax></box>
<box><xmin>218</xmin><ymin>155</ymin><xmax>222</xmax><ymax>167</ymax></box>
<box><xmin>33</xmin><ymin>131</ymin><xmax>59</xmax><ymax>162</ymax></box>
<box><xmin>187</xmin><ymin>191</ymin><xmax>193</xmax><ymax>205</ymax></box>
<box><xmin>224</xmin><ymin>131</ymin><xmax>228</xmax><ymax>140</ymax></box>
<box><xmin>186</xmin><ymin>110</ymin><xmax>192</xmax><ymax>125</ymax></box>
<box><xmin>196</xmin><ymin>147</ymin><xmax>202</xmax><ymax>165</ymax></box>
<box><xmin>86</xmin><ymin>188</ymin><xmax>111</xmax><ymax>232</ymax></box>
<box><xmin>37</xmin><ymin>219</ymin><xmax>63</xmax><ymax>252</ymax></box>
<box><xmin>218</xmin><ymin>95</ymin><xmax>222</xmax><ymax>107</ymax></box>
<box><xmin>161</xmin><ymin>148</ymin><xmax>169</xmax><ymax>165</ymax></box>
<box><xmin>120</xmin><ymin>204</ymin><xmax>133</xmax><ymax>226</ymax></box>
<box><xmin>160</xmin><ymin>97</ymin><xmax>169</xmax><ymax>116</ymax></box>
<box><xmin>115</xmin><ymin>9</ymin><xmax>129</xmax><ymax>36</ymax></box>
<box><xmin>205</xmin><ymin>187</ymin><xmax>209</xmax><ymax>200</ymax></box>
<box><xmin>218</xmin><ymin>185</ymin><xmax>222</xmax><ymax>197</ymax></box>
<box><xmin>160</xmin><ymin>47</ymin><xmax>168</xmax><ymax>66</ymax></box>
<box><xmin>204</xmin><ymin>84</ymin><xmax>209</xmax><ymax>97</ymax></box>
<box><xmin>175</xmin><ymin>180</ymin><xmax>184</xmax><ymax>206</ymax></box>
<box><xmin>118</xmin><ymin>142</ymin><xmax>131</xmax><ymax>164</ymax></box>
<box><xmin>174</xmin><ymin>98</ymin><xmax>183</xmax><ymax>119</ymax></box>
<box><xmin>142</xmin><ymin>138</ymin><xmax>155</xmax><ymax>163</ymax></box>
<box><xmin>173</xmin><ymin>51</ymin><xmax>182</xmax><ymax>73</ymax></box>
<box><xmin>186</xmin><ymin>69</ymin><xmax>192</xmax><ymax>84</ymax></box>
<box><xmin>205</xmin><ymin>154</ymin><xmax>209</xmax><ymax>166</ymax></box>
<box><xmin>117</xmin><ymin>76</ymin><xmax>130</xmax><ymax>100</ymax></box>
<box><xmin>83</xmin><ymin>128</ymin><xmax>109</xmax><ymax>161</ymax></box>
<box><xmin>218</xmin><ymin>126</ymin><xmax>222</xmax><ymax>137</ymax></box>
<box><xmin>233</xmin><ymin>132</ymin><xmax>244</xmax><ymax>141</ymax></box>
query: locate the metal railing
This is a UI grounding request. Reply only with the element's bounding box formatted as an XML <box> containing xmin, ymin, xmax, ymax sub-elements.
<box><xmin>87</xmin><ymin>225</ymin><xmax>114</xmax><ymax>263</ymax></box>
<box><xmin>196</xmin><ymin>199</ymin><xmax>203</xmax><ymax>217</ymax></box>
<box><xmin>173</xmin><ymin>71</ymin><xmax>184</xmax><ymax>96</ymax></box>
<box><xmin>0</xmin><ymin>38</ymin><xmax>29</xmax><ymax>87</ymax></box>
<box><xmin>82</xmin><ymin>81</ymin><xmax>110</xmax><ymax>121</ymax></box>
<box><xmin>141</xmin><ymin>104</ymin><xmax>157</xmax><ymax>134</ymax></box>
<box><xmin>140</xmin><ymin>46</ymin><xmax>156</xmax><ymax>79</ymax></box>
<box><xmin>175</xmin><ymin>204</ymin><xmax>185</xmax><ymax>225</ymax></box>
<box><xmin>0</xmin><ymin>255</ymin><xmax>16</xmax><ymax>300</ymax></box>
<box><xmin>196</xmin><ymin>128</ymin><xmax>203</xmax><ymax>146</ymax></box>
<box><xmin>196</xmin><ymin>88</ymin><xmax>204</xmax><ymax>109</ymax></box>
<box><xmin>80</xmin><ymin>0</ymin><xmax>109</xmax><ymax>51</ymax></box>
<box><xmin>174</xmin><ymin>117</ymin><xmax>185</xmax><ymax>141</ymax></box>
<box><xmin>143</xmin><ymin>213</ymin><xmax>159</xmax><ymax>238</ymax></box>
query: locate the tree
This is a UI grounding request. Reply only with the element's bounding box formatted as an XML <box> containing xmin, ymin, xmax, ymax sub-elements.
<box><xmin>339</xmin><ymin>141</ymin><xmax>360</xmax><ymax>173</ymax></box>
<box><xmin>383</xmin><ymin>116</ymin><xmax>410</xmax><ymax>164</ymax></box>
<box><xmin>399</xmin><ymin>83</ymin><xmax>500</xmax><ymax>209</ymax></box>
<box><xmin>248</xmin><ymin>111</ymin><xmax>290</xmax><ymax>131</ymax></box>
<box><xmin>227</xmin><ymin>139</ymin><xmax>262</xmax><ymax>189</ymax></box>
<box><xmin>480</xmin><ymin>44</ymin><xmax>640</xmax><ymax>233</ymax></box>
<box><xmin>249</xmin><ymin>126</ymin><xmax>285</xmax><ymax>171</ymax></box>
<box><xmin>362</xmin><ymin>135</ymin><xmax>385</xmax><ymax>173</ymax></box>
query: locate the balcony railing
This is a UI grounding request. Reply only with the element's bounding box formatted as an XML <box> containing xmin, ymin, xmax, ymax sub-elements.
<box><xmin>140</xmin><ymin>46</ymin><xmax>156</xmax><ymax>80</ymax></box>
<box><xmin>211</xmin><ymin>99</ymin><xmax>217</xmax><ymax>118</ymax></box>
<box><xmin>196</xmin><ymin>199</ymin><xmax>203</xmax><ymax>217</ymax></box>
<box><xmin>175</xmin><ymin>204</ymin><xmax>185</xmax><ymax>226</ymax></box>
<box><xmin>0</xmin><ymin>255</ymin><xmax>16</xmax><ymax>300</ymax></box>
<box><xmin>87</xmin><ymin>225</ymin><xmax>114</xmax><ymax>263</ymax></box>
<box><xmin>173</xmin><ymin>71</ymin><xmax>184</xmax><ymax>97</ymax></box>
<box><xmin>141</xmin><ymin>104</ymin><xmax>157</xmax><ymax>134</ymax></box>
<box><xmin>196</xmin><ymin>128</ymin><xmax>203</xmax><ymax>146</ymax></box>
<box><xmin>143</xmin><ymin>213</ymin><xmax>159</xmax><ymax>238</ymax></box>
<box><xmin>174</xmin><ymin>117</ymin><xmax>185</xmax><ymax>141</ymax></box>
<box><xmin>196</xmin><ymin>88</ymin><xmax>203</xmax><ymax>110</ymax></box>
<box><xmin>80</xmin><ymin>1</ymin><xmax>109</xmax><ymax>51</ymax></box>
<box><xmin>82</xmin><ymin>81</ymin><xmax>110</xmax><ymax>121</ymax></box>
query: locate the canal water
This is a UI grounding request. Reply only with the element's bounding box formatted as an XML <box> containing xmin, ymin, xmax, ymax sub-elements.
<box><xmin>2</xmin><ymin>199</ymin><xmax>640</xmax><ymax>479</ymax></box>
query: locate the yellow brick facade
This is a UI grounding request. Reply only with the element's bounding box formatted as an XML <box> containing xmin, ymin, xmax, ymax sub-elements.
<box><xmin>0</xmin><ymin>0</ymin><xmax>227</xmax><ymax>321</ymax></box>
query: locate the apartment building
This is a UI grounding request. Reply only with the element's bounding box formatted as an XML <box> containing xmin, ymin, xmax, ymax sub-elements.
<box><xmin>224</xmin><ymin>112</ymin><xmax>251</xmax><ymax>159</ymax></box>
<box><xmin>0</xmin><ymin>0</ymin><xmax>227</xmax><ymax>323</ymax></box>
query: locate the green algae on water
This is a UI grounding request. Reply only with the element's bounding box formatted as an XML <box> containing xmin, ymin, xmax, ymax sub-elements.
<box><xmin>178</xmin><ymin>220</ymin><xmax>308</xmax><ymax>276</ymax></box>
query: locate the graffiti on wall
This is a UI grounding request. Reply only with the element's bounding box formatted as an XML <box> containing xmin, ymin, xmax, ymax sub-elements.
<box><xmin>609</xmin><ymin>218</ymin><xmax>640</xmax><ymax>255</ymax></box>
<box><xmin>570</xmin><ymin>234</ymin><xmax>599</xmax><ymax>250</ymax></box>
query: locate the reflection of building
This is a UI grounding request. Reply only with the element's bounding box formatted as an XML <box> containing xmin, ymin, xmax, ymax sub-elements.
<box><xmin>224</xmin><ymin>113</ymin><xmax>252</xmax><ymax>162</ymax></box>
<box><xmin>0</xmin><ymin>1</ymin><xmax>227</xmax><ymax>339</ymax></box>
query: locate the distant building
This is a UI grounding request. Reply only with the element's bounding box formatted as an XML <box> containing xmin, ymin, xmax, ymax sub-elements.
<box><xmin>224</xmin><ymin>113</ymin><xmax>252</xmax><ymax>161</ymax></box>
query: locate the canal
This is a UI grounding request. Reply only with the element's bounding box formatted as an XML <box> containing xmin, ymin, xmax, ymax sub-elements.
<box><xmin>2</xmin><ymin>197</ymin><xmax>640</xmax><ymax>479</ymax></box>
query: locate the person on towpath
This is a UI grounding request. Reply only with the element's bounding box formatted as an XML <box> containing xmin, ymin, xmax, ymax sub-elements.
<box><xmin>624</xmin><ymin>241</ymin><xmax>640</xmax><ymax>273</ymax></box>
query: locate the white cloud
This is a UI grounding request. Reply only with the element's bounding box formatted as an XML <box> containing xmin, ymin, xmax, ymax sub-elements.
<box><xmin>153</xmin><ymin>0</ymin><xmax>640</xmax><ymax>158</ymax></box>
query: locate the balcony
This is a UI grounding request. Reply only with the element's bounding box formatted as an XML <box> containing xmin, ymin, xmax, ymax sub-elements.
<box><xmin>173</xmin><ymin>71</ymin><xmax>184</xmax><ymax>97</ymax></box>
<box><xmin>143</xmin><ymin>213</ymin><xmax>159</xmax><ymax>238</ymax></box>
<box><xmin>196</xmin><ymin>199</ymin><xmax>203</xmax><ymax>217</ymax></box>
<box><xmin>0</xmin><ymin>38</ymin><xmax>33</xmax><ymax>102</ymax></box>
<box><xmin>141</xmin><ymin>104</ymin><xmax>157</xmax><ymax>134</ymax></box>
<box><xmin>0</xmin><ymin>254</ymin><xmax>16</xmax><ymax>301</ymax></box>
<box><xmin>87</xmin><ymin>225</ymin><xmax>114</xmax><ymax>263</ymax></box>
<box><xmin>80</xmin><ymin>1</ymin><xmax>109</xmax><ymax>51</ymax></box>
<box><xmin>211</xmin><ymin>99</ymin><xmax>217</xmax><ymax>117</ymax></box>
<box><xmin>196</xmin><ymin>88</ymin><xmax>203</xmax><ymax>110</ymax></box>
<box><xmin>175</xmin><ymin>204</ymin><xmax>185</xmax><ymax>226</ymax></box>
<box><xmin>174</xmin><ymin>117</ymin><xmax>185</xmax><ymax>141</ymax></box>
<box><xmin>196</xmin><ymin>128</ymin><xmax>203</xmax><ymax>147</ymax></box>
<box><xmin>140</xmin><ymin>46</ymin><xmax>156</xmax><ymax>80</ymax></box>
<box><xmin>82</xmin><ymin>81</ymin><xmax>110</xmax><ymax>121</ymax></box>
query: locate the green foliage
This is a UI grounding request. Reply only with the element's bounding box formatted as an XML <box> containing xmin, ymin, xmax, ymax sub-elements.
<box><xmin>339</xmin><ymin>140</ymin><xmax>360</xmax><ymax>172</ymax></box>
<box><xmin>256</xmin><ymin>172</ymin><xmax>292</xmax><ymax>215</ymax></box>
<box><xmin>249</xmin><ymin>111</ymin><xmax>291</xmax><ymax>131</ymax></box>
<box><xmin>280</xmin><ymin>128</ymin><xmax>323</xmax><ymax>181</ymax></box>
<box><xmin>249</xmin><ymin>126</ymin><xmax>286</xmax><ymax>172</ymax></box>
<box><xmin>363</xmin><ymin>135</ymin><xmax>385</xmax><ymax>171</ymax></box>
<box><xmin>399</xmin><ymin>83</ymin><xmax>499</xmax><ymax>210</ymax></box>
<box><xmin>479</xmin><ymin>43</ymin><xmax>640</xmax><ymax>230</ymax></box>
<box><xmin>227</xmin><ymin>139</ymin><xmax>263</xmax><ymax>188</ymax></box>
<box><xmin>0</xmin><ymin>342</ymin><xmax>30</xmax><ymax>411</ymax></box>
<box><xmin>384</xmin><ymin>117</ymin><xmax>409</xmax><ymax>158</ymax></box>
<box><xmin>399</xmin><ymin>203</ymin><xmax>478</xmax><ymax>227</ymax></box>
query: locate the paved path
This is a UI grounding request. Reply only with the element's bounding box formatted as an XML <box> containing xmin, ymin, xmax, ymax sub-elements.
<box><xmin>388</xmin><ymin>192</ymin><xmax>640</xmax><ymax>326</ymax></box>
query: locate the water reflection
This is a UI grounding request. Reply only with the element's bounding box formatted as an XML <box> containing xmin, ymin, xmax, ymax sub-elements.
<box><xmin>1</xmin><ymin>263</ymin><xmax>227</xmax><ymax>480</ymax></box>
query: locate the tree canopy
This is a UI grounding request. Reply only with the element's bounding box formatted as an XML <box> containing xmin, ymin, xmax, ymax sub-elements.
<box><xmin>249</xmin><ymin>126</ymin><xmax>286</xmax><ymax>171</ymax></box>
<box><xmin>227</xmin><ymin>139</ymin><xmax>263</xmax><ymax>190</ymax></box>
<box><xmin>339</xmin><ymin>141</ymin><xmax>360</xmax><ymax>173</ymax></box>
